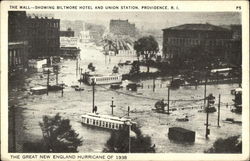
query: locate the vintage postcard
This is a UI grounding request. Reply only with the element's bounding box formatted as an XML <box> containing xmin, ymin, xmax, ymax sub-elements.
<box><xmin>1</xmin><ymin>0</ymin><xmax>249</xmax><ymax>161</ymax></box>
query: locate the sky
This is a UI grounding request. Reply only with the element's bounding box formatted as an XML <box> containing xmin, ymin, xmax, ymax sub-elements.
<box><xmin>29</xmin><ymin>12</ymin><xmax>241</xmax><ymax>31</ymax></box>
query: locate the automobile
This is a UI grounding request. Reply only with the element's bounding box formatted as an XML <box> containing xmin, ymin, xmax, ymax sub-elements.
<box><xmin>124</xmin><ymin>61</ymin><xmax>132</xmax><ymax>65</ymax></box>
<box><xmin>126</xmin><ymin>83</ymin><xmax>137</xmax><ymax>91</ymax></box>
<box><xmin>110</xmin><ymin>84</ymin><xmax>123</xmax><ymax>89</ymax></box>
<box><xmin>75</xmin><ymin>87</ymin><xmax>84</xmax><ymax>91</ymax></box>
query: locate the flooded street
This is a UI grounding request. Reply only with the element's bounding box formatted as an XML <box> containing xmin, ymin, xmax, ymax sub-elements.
<box><xmin>9</xmin><ymin>44</ymin><xmax>241</xmax><ymax>153</ymax></box>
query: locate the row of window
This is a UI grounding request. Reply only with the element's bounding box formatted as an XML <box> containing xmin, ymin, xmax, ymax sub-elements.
<box><xmin>9</xmin><ymin>49</ymin><xmax>24</xmax><ymax>66</ymax></box>
<box><xmin>30</xmin><ymin>40</ymin><xmax>59</xmax><ymax>46</ymax></box>
<box><xmin>29</xmin><ymin>21</ymin><xmax>59</xmax><ymax>28</ymax></box>
<box><xmin>167</xmin><ymin>38</ymin><xmax>230</xmax><ymax>47</ymax></box>
<box><xmin>95</xmin><ymin>77</ymin><xmax>119</xmax><ymax>82</ymax></box>
<box><xmin>167</xmin><ymin>38</ymin><xmax>200</xmax><ymax>45</ymax></box>
<box><xmin>29</xmin><ymin>47</ymin><xmax>59</xmax><ymax>53</ymax></box>
<box><xmin>83</xmin><ymin>117</ymin><xmax>123</xmax><ymax>129</ymax></box>
<box><xmin>29</xmin><ymin>30</ymin><xmax>59</xmax><ymax>37</ymax></box>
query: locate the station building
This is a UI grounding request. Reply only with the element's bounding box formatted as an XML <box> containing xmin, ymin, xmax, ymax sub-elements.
<box><xmin>162</xmin><ymin>23</ymin><xmax>233</xmax><ymax>63</ymax></box>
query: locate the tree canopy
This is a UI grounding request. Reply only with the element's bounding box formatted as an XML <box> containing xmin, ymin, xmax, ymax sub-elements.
<box><xmin>205</xmin><ymin>135</ymin><xmax>242</xmax><ymax>153</ymax></box>
<box><xmin>134</xmin><ymin>36</ymin><xmax>159</xmax><ymax>72</ymax></box>
<box><xmin>39</xmin><ymin>113</ymin><xmax>83</xmax><ymax>152</ymax></box>
<box><xmin>103</xmin><ymin>125</ymin><xmax>155</xmax><ymax>153</ymax></box>
<box><xmin>129</xmin><ymin>61</ymin><xmax>140</xmax><ymax>75</ymax></box>
<box><xmin>88</xmin><ymin>63</ymin><xmax>95</xmax><ymax>71</ymax></box>
<box><xmin>134</xmin><ymin>36</ymin><xmax>159</xmax><ymax>56</ymax></box>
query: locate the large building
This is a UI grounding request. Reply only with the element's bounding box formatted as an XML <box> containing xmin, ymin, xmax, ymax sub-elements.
<box><xmin>60</xmin><ymin>28</ymin><xmax>80</xmax><ymax>59</ymax></box>
<box><xmin>220</xmin><ymin>25</ymin><xmax>242</xmax><ymax>66</ymax></box>
<box><xmin>109</xmin><ymin>19</ymin><xmax>136</xmax><ymax>37</ymax></box>
<box><xmin>162</xmin><ymin>23</ymin><xmax>233</xmax><ymax>63</ymax></box>
<box><xmin>27</xmin><ymin>15</ymin><xmax>60</xmax><ymax>58</ymax></box>
<box><xmin>8</xmin><ymin>11</ymin><xmax>29</xmax><ymax>77</ymax></box>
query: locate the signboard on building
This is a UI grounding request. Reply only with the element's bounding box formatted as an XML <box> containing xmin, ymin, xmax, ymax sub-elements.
<box><xmin>60</xmin><ymin>37</ymin><xmax>78</xmax><ymax>48</ymax></box>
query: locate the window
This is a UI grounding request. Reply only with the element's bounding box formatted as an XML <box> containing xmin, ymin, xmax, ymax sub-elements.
<box><xmin>96</xmin><ymin>120</ymin><xmax>98</xmax><ymax>125</ymax></box>
<box><xmin>9</xmin><ymin>50</ymin><xmax>12</xmax><ymax>66</ymax></box>
<box><xmin>112</xmin><ymin>123</ymin><xmax>114</xmax><ymax>129</ymax></box>
<box><xmin>106</xmin><ymin>122</ymin><xmax>108</xmax><ymax>128</ymax></box>
<box><xmin>13</xmin><ymin>50</ymin><xmax>16</xmax><ymax>66</ymax></box>
<box><xmin>87</xmin><ymin>118</ymin><xmax>89</xmax><ymax>124</ymax></box>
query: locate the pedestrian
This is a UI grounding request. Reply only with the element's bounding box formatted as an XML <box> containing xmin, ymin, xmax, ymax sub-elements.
<box><xmin>94</xmin><ymin>106</ymin><xmax>98</xmax><ymax>113</ymax></box>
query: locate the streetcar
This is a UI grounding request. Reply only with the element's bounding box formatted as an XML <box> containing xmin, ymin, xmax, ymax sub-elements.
<box><xmin>81</xmin><ymin>113</ymin><xmax>134</xmax><ymax>130</ymax></box>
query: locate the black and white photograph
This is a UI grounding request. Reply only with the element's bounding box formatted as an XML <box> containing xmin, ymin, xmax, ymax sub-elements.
<box><xmin>1</xmin><ymin>1</ymin><xmax>249</xmax><ymax>160</ymax></box>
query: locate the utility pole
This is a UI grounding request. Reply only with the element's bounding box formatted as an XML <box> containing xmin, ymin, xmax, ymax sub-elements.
<box><xmin>79</xmin><ymin>68</ymin><xmax>83</xmax><ymax>85</ymax></box>
<box><xmin>167</xmin><ymin>87</ymin><xmax>170</xmax><ymax>114</ymax></box>
<box><xmin>92</xmin><ymin>79</ymin><xmax>95</xmax><ymax>113</ymax></box>
<box><xmin>204</xmin><ymin>69</ymin><xmax>208</xmax><ymax>108</ymax></box>
<box><xmin>205</xmin><ymin>94</ymin><xmax>215</xmax><ymax>138</ymax></box>
<box><xmin>217</xmin><ymin>94</ymin><xmax>221</xmax><ymax>127</ymax></box>
<box><xmin>153</xmin><ymin>77</ymin><xmax>155</xmax><ymax>92</ymax></box>
<box><xmin>47</xmin><ymin>69</ymin><xmax>50</xmax><ymax>95</ymax></box>
<box><xmin>110</xmin><ymin>97</ymin><xmax>116</xmax><ymax>115</ymax></box>
<box><xmin>56</xmin><ymin>70</ymin><xmax>58</xmax><ymax>85</ymax></box>
<box><xmin>61</xmin><ymin>82</ymin><xmax>64</xmax><ymax>97</ymax></box>
<box><xmin>76</xmin><ymin>58</ymin><xmax>78</xmax><ymax>77</ymax></box>
<box><xmin>128</xmin><ymin>124</ymin><xmax>131</xmax><ymax>153</ymax></box>
<box><xmin>205</xmin><ymin>102</ymin><xmax>209</xmax><ymax>139</ymax></box>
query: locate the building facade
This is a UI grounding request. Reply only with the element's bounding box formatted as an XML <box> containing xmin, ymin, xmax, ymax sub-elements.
<box><xmin>162</xmin><ymin>24</ymin><xmax>233</xmax><ymax>64</ymax></box>
<box><xmin>27</xmin><ymin>15</ymin><xmax>60</xmax><ymax>58</ymax></box>
<box><xmin>109</xmin><ymin>19</ymin><xmax>136</xmax><ymax>37</ymax></box>
<box><xmin>8</xmin><ymin>11</ymin><xmax>29</xmax><ymax>76</ymax></box>
<box><xmin>60</xmin><ymin>28</ymin><xmax>74</xmax><ymax>37</ymax></box>
<box><xmin>221</xmin><ymin>25</ymin><xmax>242</xmax><ymax>66</ymax></box>
<box><xmin>60</xmin><ymin>28</ymin><xmax>80</xmax><ymax>59</ymax></box>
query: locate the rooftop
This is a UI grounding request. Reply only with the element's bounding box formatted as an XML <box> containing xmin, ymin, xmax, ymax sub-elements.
<box><xmin>163</xmin><ymin>23</ymin><xmax>230</xmax><ymax>31</ymax></box>
<box><xmin>169</xmin><ymin>127</ymin><xmax>195</xmax><ymax>133</ymax></box>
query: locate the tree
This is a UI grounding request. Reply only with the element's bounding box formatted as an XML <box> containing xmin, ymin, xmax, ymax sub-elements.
<box><xmin>103</xmin><ymin>125</ymin><xmax>155</xmax><ymax>153</ymax></box>
<box><xmin>205</xmin><ymin>135</ymin><xmax>242</xmax><ymax>153</ymax></box>
<box><xmin>88</xmin><ymin>63</ymin><xmax>95</xmax><ymax>71</ymax></box>
<box><xmin>129</xmin><ymin>61</ymin><xmax>140</xmax><ymax>75</ymax></box>
<box><xmin>134</xmin><ymin>36</ymin><xmax>159</xmax><ymax>73</ymax></box>
<box><xmin>39</xmin><ymin>113</ymin><xmax>83</xmax><ymax>152</ymax></box>
<box><xmin>112</xmin><ymin>65</ymin><xmax>119</xmax><ymax>74</ymax></box>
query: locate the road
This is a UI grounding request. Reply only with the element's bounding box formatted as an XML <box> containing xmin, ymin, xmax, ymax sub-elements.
<box><xmin>8</xmin><ymin>43</ymin><xmax>241</xmax><ymax>153</ymax></box>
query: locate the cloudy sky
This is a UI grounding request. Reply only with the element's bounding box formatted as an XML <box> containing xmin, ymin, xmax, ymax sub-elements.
<box><xmin>29</xmin><ymin>12</ymin><xmax>241</xmax><ymax>30</ymax></box>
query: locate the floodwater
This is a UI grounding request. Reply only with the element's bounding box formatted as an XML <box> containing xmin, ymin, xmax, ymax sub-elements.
<box><xmin>9</xmin><ymin>43</ymin><xmax>241</xmax><ymax>153</ymax></box>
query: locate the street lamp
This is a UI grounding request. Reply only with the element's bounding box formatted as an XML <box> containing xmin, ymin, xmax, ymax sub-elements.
<box><xmin>91</xmin><ymin>78</ymin><xmax>96</xmax><ymax>113</ymax></box>
<box><xmin>204</xmin><ymin>66</ymin><xmax>208</xmax><ymax>107</ymax></box>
